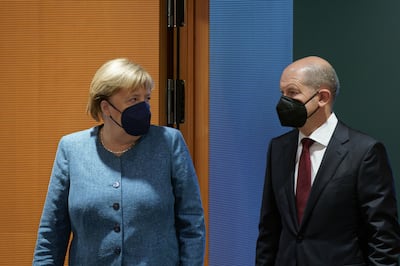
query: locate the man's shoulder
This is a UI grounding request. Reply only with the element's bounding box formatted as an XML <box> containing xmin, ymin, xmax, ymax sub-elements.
<box><xmin>273</xmin><ymin>129</ymin><xmax>298</xmax><ymax>142</ymax></box>
<box><xmin>336</xmin><ymin>121</ymin><xmax>378</xmax><ymax>144</ymax></box>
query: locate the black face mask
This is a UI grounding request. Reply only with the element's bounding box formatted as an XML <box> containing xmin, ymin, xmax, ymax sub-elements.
<box><xmin>276</xmin><ymin>91</ymin><xmax>319</xmax><ymax>128</ymax></box>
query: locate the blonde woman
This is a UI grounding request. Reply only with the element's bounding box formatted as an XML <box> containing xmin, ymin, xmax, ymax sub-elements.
<box><xmin>34</xmin><ymin>58</ymin><xmax>205</xmax><ymax>265</ymax></box>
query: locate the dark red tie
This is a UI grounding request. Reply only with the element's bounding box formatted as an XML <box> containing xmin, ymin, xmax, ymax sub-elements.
<box><xmin>296</xmin><ymin>138</ymin><xmax>314</xmax><ymax>223</ymax></box>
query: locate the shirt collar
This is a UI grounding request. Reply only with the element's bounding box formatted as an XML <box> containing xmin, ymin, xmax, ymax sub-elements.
<box><xmin>299</xmin><ymin>113</ymin><xmax>338</xmax><ymax>147</ymax></box>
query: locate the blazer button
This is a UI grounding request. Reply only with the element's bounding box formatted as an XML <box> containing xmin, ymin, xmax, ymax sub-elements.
<box><xmin>296</xmin><ymin>235</ymin><xmax>304</xmax><ymax>243</ymax></box>
<box><xmin>114</xmin><ymin>247</ymin><xmax>121</xmax><ymax>255</ymax></box>
<box><xmin>113</xmin><ymin>203</ymin><xmax>120</xmax><ymax>210</ymax></box>
<box><xmin>114</xmin><ymin>224</ymin><xmax>121</xmax><ymax>233</ymax></box>
<box><xmin>112</xmin><ymin>181</ymin><xmax>120</xmax><ymax>188</ymax></box>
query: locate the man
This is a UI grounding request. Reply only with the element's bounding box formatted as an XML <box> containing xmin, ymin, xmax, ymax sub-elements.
<box><xmin>256</xmin><ymin>56</ymin><xmax>400</xmax><ymax>265</ymax></box>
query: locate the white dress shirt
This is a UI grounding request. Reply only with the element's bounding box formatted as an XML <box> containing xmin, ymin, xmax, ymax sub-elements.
<box><xmin>294</xmin><ymin>113</ymin><xmax>338</xmax><ymax>193</ymax></box>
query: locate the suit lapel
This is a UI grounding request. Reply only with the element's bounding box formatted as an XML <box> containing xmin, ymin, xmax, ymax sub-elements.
<box><xmin>300</xmin><ymin>122</ymin><xmax>349</xmax><ymax>228</ymax></box>
<box><xmin>279</xmin><ymin>131</ymin><xmax>300</xmax><ymax>231</ymax></box>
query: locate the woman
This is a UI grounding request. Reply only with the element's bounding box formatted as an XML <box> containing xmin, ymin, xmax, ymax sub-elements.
<box><xmin>33</xmin><ymin>58</ymin><xmax>206</xmax><ymax>265</ymax></box>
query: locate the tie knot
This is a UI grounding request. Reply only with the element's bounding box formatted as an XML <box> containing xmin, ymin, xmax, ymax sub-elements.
<box><xmin>301</xmin><ymin>138</ymin><xmax>314</xmax><ymax>149</ymax></box>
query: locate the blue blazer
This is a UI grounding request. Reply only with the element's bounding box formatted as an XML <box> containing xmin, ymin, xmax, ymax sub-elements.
<box><xmin>34</xmin><ymin>125</ymin><xmax>205</xmax><ymax>265</ymax></box>
<box><xmin>256</xmin><ymin>121</ymin><xmax>400</xmax><ymax>266</ymax></box>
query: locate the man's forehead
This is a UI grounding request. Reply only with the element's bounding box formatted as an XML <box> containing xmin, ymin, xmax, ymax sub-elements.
<box><xmin>281</xmin><ymin>67</ymin><xmax>307</xmax><ymax>83</ymax></box>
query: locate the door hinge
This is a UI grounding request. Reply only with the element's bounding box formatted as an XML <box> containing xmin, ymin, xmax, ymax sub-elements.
<box><xmin>167</xmin><ymin>0</ymin><xmax>185</xmax><ymax>28</ymax></box>
<box><xmin>167</xmin><ymin>79</ymin><xmax>185</xmax><ymax>128</ymax></box>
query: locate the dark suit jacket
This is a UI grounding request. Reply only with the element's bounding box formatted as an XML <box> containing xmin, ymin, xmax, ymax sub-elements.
<box><xmin>256</xmin><ymin>121</ymin><xmax>400</xmax><ymax>266</ymax></box>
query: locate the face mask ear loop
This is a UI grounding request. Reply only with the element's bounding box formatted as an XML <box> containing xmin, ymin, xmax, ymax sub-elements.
<box><xmin>105</xmin><ymin>100</ymin><xmax>122</xmax><ymax>113</ymax></box>
<box><xmin>305</xmin><ymin>90</ymin><xmax>320</xmax><ymax>119</ymax></box>
<box><xmin>105</xmin><ymin>100</ymin><xmax>124</xmax><ymax>128</ymax></box>
<box><xmin>304</xmin><ymin>90</ymin><xmax>320</xmax><ymax>105</ymax></box>
<box><xmin>108</xmin><ymin>115</ymin><xmax>123</xmax><ymax>128</ymax></box>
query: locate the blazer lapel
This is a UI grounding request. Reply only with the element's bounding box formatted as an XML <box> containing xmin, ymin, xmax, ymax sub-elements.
<box><xmin>300</xmin><ymin>122</ymin><xmax>349</xmax><ymax>228</ymax></box>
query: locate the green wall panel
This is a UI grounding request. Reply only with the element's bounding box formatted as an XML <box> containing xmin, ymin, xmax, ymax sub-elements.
<box><xmin>294</xmin><ymin>0</ymin><xmax>400</xmax><ymax>208</ymax></box>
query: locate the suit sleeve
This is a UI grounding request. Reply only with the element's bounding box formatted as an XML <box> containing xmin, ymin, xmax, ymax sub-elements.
<box><xmin>256</xmin><ymin>141</ymin><xmax>282</xmax><ymax>266</ymax></box>
<box><xmin>358</xmin><ymin>142</ymin><xmax>400</xmax><ymax>265</ymax></box>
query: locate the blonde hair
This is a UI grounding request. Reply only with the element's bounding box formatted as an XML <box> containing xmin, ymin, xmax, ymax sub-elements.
<box><xmin>87</xmin><ymin>58</ymin><xmax>154</xmax><ymax>121</ymax></box>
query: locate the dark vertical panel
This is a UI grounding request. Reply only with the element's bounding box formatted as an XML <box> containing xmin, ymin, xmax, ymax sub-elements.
<box><xmin>209</xmin><ymin>1</ymin><xmax>292</xmax><ymax>264</ymax></box>
<box><xmin>294</xmin><ymin>0</ymin><xmax>400</xmax><ymax>209</ymax></box>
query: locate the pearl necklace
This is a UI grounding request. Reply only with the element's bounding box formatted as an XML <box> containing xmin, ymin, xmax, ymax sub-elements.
<box><xmin>100</xmin><ymin>129</ymin><xmax>135</xmax><ymax>154</ymax></box>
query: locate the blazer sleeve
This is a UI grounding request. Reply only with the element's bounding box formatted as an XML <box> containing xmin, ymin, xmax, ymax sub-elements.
<box><xmin>33</xmin><ymin>137</ymin><xmax>71</xmax><ymax>266</ymax></box>
<box><xmin>357</xmin><ymin>141</ymin><xmax>400</xmax><ymax>265</ymax></box>
<box><xmin>256</xmin><ymin>140</ymin><xmax>282</xmax><ymax>266</ymax></box>
<box><xmin>170</xmin><ymin>130</ymin><xmax>206</xmax><ymax>266</ymax></box>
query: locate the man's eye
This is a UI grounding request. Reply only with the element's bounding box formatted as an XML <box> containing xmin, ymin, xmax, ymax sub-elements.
<box><xmin>287</xmin><ymin>91</ymin><xmax>298</xmax><ymax>97</ymax></box>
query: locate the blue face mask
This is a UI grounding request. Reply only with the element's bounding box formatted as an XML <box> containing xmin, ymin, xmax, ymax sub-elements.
<box><xmin>107</xmin><ymin>101</ymin><xmax>151</xmax><ymax>136</ymax></box>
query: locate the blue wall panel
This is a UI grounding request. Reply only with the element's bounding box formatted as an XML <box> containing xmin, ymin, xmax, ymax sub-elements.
<box><xmin>209</xmin><ymin>1</ymin><xmax>293</xmax><ymax>265</ymax></box>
